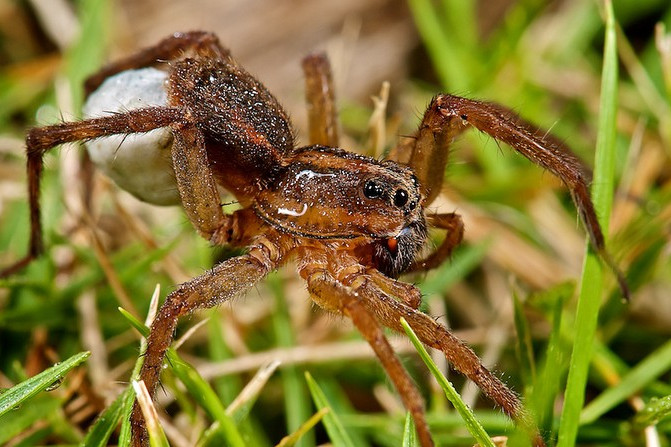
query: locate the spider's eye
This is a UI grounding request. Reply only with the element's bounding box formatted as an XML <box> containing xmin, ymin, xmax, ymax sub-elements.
<box><xmin>363</xmin><ymin>180</ymin><xmax>384</xmax><ymax>199</ymax></box>
<box><xmin>393</xmin><ymin>189</ymin><xmax>409</xmax><ymax>207</ymax></box>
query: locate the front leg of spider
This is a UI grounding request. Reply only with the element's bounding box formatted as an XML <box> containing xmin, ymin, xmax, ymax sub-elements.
<box><xmin>299</xmin><ymin>255</ymin><xmax>434</xmax><ymax>446</ymax></box>
<box><xmin>392</xmin><ymin>94</ymin><xmax>629</xmax><ymax>299</ymax></box>
<box><xmin>350</xmin><ymin>272</ymin><xmax>545</xmax><ymax>445</ymax></box>
<box><xmin>131</xmin><ymin>231</ymin><xmax>285</xmax><ymax>446</ymax></box>
<box><xmin>299</xmin><ymin>249</ymin><xmax>545</xmax><ymax>447</ymax></box>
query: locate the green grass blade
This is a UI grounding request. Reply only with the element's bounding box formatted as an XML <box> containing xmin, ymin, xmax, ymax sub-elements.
<box><xmin>402</xmin><ymin>412</ymin><xmax>418</xmax><ymax>447</ymax></box>
<box><xmin>118</xmin><ymin>306</ymin><xmax>150</xmax><ymax>337</ymax></box>
<box><xmin>512</xmin><ymin>290</ymin><xmax>535</xmax><ymax>388</ymax></box>
<box><xmin>168</xmin><ymin>353</ymin><xmax>247</xmax><ymax>447</ymax></box>
<box><xmin>440</xmin><ymin>0</ymin><xmax>477</xmax><ymax>50</ymax></box>
<box><xmin>305</xmin><ymin>372</ymin><xmax>356</xmax><ymax>447</ymax></box>
<box><xmin>269</xmin><ymin>274</ymin><xmax>314</xmax><ymax>447</ymax></box>
<box><xmin>0</xmin><ymin>351</ymin><xmax>90</xmax><ymax>417</ymax></box>
<box><xmin>65</xmin><ymin>0</ymin><xmax>109</xmax><ymax>111</ymax></box>
<box><xmin>532</xmin><ymin>289</ymin><xmax>568</xmax><ymax>436</ymax></box>
<box><xmin>81</xmin><ymin>387</ymin><xmax>132</xmax><ymax>447</ymax></box>
<box><xmin>120</xmin><ymin>301</ymin><xmax>247</xmax><ymax>446</ymax></box>
<box><xmin>117</xmin><ymin>385</ymin><xmax>137</xmax><ymax>447</ymax></box>
<box><xmin>581</xmin><ymin>337</ymin><xmax>671</xmax><ymax>424</ymax></box>
<box><xmin>0</xmin><ymin>395</ymin><xmax>62</xmax><ymax>444</ymax></box>
<box><xmin>400</xmin><ymin>318</ymin><xmax>495</xmax><ymax>447</ymax></box>
<box><xmin>120</xmin><ymin>305</ymin><xmax>246</xmax><ymax>447</ymax></box>
<box><xmin>407</xmin><ymin>0</ymin><xmax>471</xmax><ymax>91</ymax></box>
<box><xmin>632</xmin><ymin>394</ymin><xmax>671</xmax><ymax>430</ymax></box>
<box><xmin>556</xmin><ymin>1</ymin><xmax>620</xmax><ymax>446</ymax></box>
<box><xmin>590</xmin><ymin>2</ymin><xmax>621</xmax><ymax>235</ymax></box>
<box><xmin>207</xmin><ymin>311</ymin><xmax>243</xmax><ymax>405</ymax></box>
<box><xmin>275</xmin><ymin>408</ymin><xmax>329</xmax><ymax>447</ymax></box>
<box><xmin>306</xmin><ymin>378</ymin><xmax>368</xmax><ymax>446</ymax></box>
<box><xmin>118</xmin><ymin>288</ymin><xmax>162</xmax><ymax>447</ymax></box>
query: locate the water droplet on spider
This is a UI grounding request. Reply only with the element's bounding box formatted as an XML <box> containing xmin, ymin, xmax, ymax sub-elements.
<box><xmin>45</xmin><ymin>376</ymin><xmax>63</xmax><ymax>392</ymax></box>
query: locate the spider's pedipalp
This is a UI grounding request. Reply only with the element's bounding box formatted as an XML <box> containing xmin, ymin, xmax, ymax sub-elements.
<box><xmin>408</xmin><ymin>211</ymin><xmax>464</xmax><ymax>273</ymax></box>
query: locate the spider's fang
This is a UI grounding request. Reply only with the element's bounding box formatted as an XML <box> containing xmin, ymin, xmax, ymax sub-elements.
<box><xmin>387</xmin><ymin>237</ymin><xmax>398</xmax><ymax>254</ymax></box>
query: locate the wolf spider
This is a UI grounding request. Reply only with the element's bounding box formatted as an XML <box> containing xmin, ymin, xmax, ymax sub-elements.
<box><xmin>2</xmin><ymin>31</ymin><xmax>629</xmax><ymax>446</ymax></box>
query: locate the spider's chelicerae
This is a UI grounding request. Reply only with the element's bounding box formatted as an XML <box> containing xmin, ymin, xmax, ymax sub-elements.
<box><xmin>2</xmin><ymin>31</ymin><xmax>629</xmax><ymax>447</ymax></box>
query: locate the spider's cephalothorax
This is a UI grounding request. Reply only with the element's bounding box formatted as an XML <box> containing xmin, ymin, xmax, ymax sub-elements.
<box><xmin>253</xmin><ymin>144</ymin><xmax>429</xmax><ymax>277</ymax></box>
<box><xmin>2</xmin><ymin>31</ymin><xmax>630</xmax><ymax>447</ymax></box>
<box><xmin>254</xmin><ymin>143</ymin><xmax>428</xmax><ymax>277</ymax></box>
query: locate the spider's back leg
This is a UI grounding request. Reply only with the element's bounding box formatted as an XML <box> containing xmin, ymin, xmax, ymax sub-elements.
<box><xmin>302</xmin><ymin>53</ymin><xmax>339</xmax><ymax>147</ymax></box>
<box><xmin>84</xmin><ymin>31</ymin><xmax>231</xmax><ymax>96</ymax></box>
<box><xmin>0</xmin><ymin>106</ymin><xmax>184</xmax><ymax>278</ymax></box>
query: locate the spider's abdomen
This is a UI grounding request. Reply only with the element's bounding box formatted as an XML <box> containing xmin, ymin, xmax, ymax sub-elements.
<box><xmin>168</xmin><ymin>58</ymin><xmax>294</xmax><ymax>196</ymax></box>
<box><xmin>83</xmin><ymin>68</ymin><xmax>180</xmax><ymax>205</ymax></box>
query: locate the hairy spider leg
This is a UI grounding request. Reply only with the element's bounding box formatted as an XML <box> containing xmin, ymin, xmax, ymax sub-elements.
<box><xmin>365</xmin><ymin>267</ymin><xmax>423</xmax><ymax>309</ymax></box>
<box><xmin>358</xmin><ymin>281</ymin><xmax>546</xmax><ymax>446</ymax></box>
<box><xmin>392</xmin><ymin>94</ymin><xmax>629</xmax><ymax>299</ymax></box>
<box><xmin>0</xmin><ymin>106</ymin><xmax>184</xmax><ymax>278</ymax></box>
<box><xmin>322</xmin><ymin>250</ymin><xmax>545</xmax><ymax>446</ymax></box>
<box><xmin>132</xmin><ymin>233</ymin><xmax>284</xmax><ymax>446</ymax></box>
<box><xmin>1</xmin><ymin>32</ymin><xmax>234</xmax><ymax>278</ymax></box>
<box><xmin>388</xmin><ymin>98</ymin><xmax>468</xmax><ymax>206</ymax></box>
<box><xmin>302</xmin><ymin>53</ymin><xmax>340</xmax><ymax>147</ymax></box>
<box><xmin>300</xmin><ymin>255</ymin><xmax>434</xmax><ymax>447</ymax></box>
<box><xmin>84</xmin><ymin>31</ymin><xmax>231</xmax><ymax>96</ymax></box>
<box><xmin>169</xmin><ymin>122</ymin><xmax>231</xmax><ymax>243</ymax></box>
